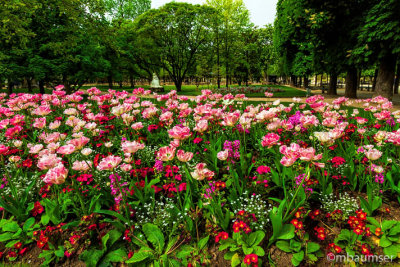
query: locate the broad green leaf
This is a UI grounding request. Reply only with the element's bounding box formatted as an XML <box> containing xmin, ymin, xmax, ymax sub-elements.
<box><xmin>142</xmin><ymin>223</ymin><xmax>165</xmax><ymax>253</ymax></box>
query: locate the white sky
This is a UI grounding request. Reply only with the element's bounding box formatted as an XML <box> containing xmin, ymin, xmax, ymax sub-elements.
<box><xmin>151</xmin><ymin>0</ymin><xmax>278</xmax><ymax>27</ymax></box>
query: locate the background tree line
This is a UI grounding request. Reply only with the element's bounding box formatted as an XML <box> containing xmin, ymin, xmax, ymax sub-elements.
<box><xmin>274</xmin><ymin>0</ymin><xmax>400</xmax><ymax>99</ymax></box>
<box><xmin>1</xmin><ymin>0</ymin><xmax>399</xmax><ymax>98</ymax></box>
<box><xmin>0</xmin><ymin>0</ymin><xmax>277</xmax><ymax>94</ymax></box>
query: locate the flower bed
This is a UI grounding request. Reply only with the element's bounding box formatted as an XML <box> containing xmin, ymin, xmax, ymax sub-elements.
<box><xmin>0</xmin><ymin>87</ymin><xmax>400</xmax><ymax>266</ymax></box>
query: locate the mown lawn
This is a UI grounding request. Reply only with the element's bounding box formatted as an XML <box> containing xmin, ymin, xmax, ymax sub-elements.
<box><xmin>7</xmin><ymin>84</ymin><xmax>308</xmax><ymax>98</ymax></box>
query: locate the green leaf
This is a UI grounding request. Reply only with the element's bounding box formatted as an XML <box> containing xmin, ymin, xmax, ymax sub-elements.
<box><xmin>246</xmin><ymin>231</ymin><xmax>265</xmax><ymax>247</ymax></box>
<box><xmin>276</xmin><ymin>240</ymin><xmax>291</xmax><ymax>253</ymax></box>
<box><xmin>103</xmin><ymin>248</ymin><xmax>127</xmax><ymax>262</ymax></box>
<box><xmin>176</xmin><ymin>245</ymin><xmax>193</xmax><ymax>259</ymax></box>
<box><xmin>380</xmin><ymin>236</ymin><xmax>393</xmax><ymax>248</ymax></box>
<box><xmin>382</xmin><ymin>221</ymin><xmax>397</xmax><ymax>232</ymax></box>
<box><xmin>278</xmin><ymin>224</ymin><xmax>295</xmax><ymax>240</ymax></box>
<box><xmin>307</xmin><ymin>242</ymin><xmax>320</xmax><ymax>253</ymax></box>
<box><xmin>95</xmin><ymin>210</ymin><xmax>129</xmax><ymax>224</ymax></box>
<box><xmin>231</xmin><ymin>253</ymin><xmax>241</xmax><ymax>267</ymax></box>
<box><xmin>219</xmin><ymin>239</ymin><xmax>235</xmax><ymax>251</ymax></box>
<box><xmin>142</xmin><ymin>223</ymin><xmax>165</xmax><ymax>253</ymax></box>
<box><xmin>125</xmin><ymin>248</ymin><xmax>154</xmax><ymax>263</ymax></box>
<box><xmin>291</xmin><ymin>251</ymin><xmax>304</xmax><ymax>266</ymax></box>
<box><xmin>23</xmin><ymin>217</ymin><xmax>35</xmax><ymax>231</ymax></box>
<box><xmin>253</xmin><ymin>246</ymin><xmax>265</xmax><ymax>256</ymax></box>
<box><xmin>55</xmin><ymin>246</ymin><xmax>65</xmax><ymax>258</ymax></box>
<box><xmin>242</xmin><ymin>244</ymin><xmax>253</xmax><ymax>255</ymax></box>
<box><xmin>2</xmin><ymin>221</ymin><xmax>20</xmax><ymax>232</ymax></box>
<box><xmin>41</xmin><ymin>214</ymin><xmax>50</xmax><ymax>225</ymax></box>
<box><xmin>198</xmin><ymin>235</ymin><xmax>209</xmax><ymax>250</ymax></box>
<box><xmin>383</xmin><ymin>244</ymin><xmax>400</xmax><ymax>259</ymax></box>
<box><xmin>0</xmin><ymin>232</ymin><xmax>14</xmax><ymax>242</ymax></box>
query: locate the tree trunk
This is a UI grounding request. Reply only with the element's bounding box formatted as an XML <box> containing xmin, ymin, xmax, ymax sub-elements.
<box><xmin>357</xmin><ymin>70</ymin><xmax>362</xmax><ymax>91</ymax></box>
<box><xmin>290</xmin><ymin>75</ymin><xmax>295</xmax><ymax>86</ymax></box>
<box><xmin>394</xmin><ymin>62</ymin><xmax>400</xmax><ymax>94</ymax></box>
<box><xmin>298</xmin><ymin>76</ymin><xmax>302</xmax><ymax>88</ymax></box>
<box><xmin>314</xmin><ymin>75</ymin><xmax>317</xmax><ymax>86</ymax></box>
<box><xmin>130</xmin><ymin>74</ymin><xmax>135</xmax><ymax>88</ymax></box>
<box><xmin>320</xmin><ymin>73</ymin><xmax>323</xmax><ymax>87</ymax></box>
<box><xmin>27</xmin><ymin>79</ymin><xmax>32</xmax><ymax>93</ymax></box>
<box><xmin>39</xmin><ymin>80</ymin><xmax>45</xmax><ymax>94</ymax></box>
<box><xmin>107</xmin><ymin>75</ymin><xmax>113</xmax><ymax>89</ymax></box>
<box><xmin>175</xmin><ymin>78</ymin><xmax>182</xmax><ymax>92</ymax></box>
<box><xmin>7</xmin><ymin>82</ymin><xmax>13</xmax><ymax>95</ymax></box>
<box><xmin>372</xmin><ymin>68</ymin><xmax>378</xmax><ymax>92</ymax></box>
<box><xmin>119</xmin><ymin>81</ymin><xmax>123</xmax><ymax>89</ymax></box>
<box><xmin>374</xmin><ymin>55</ymin><xmax>397</xmax><ymax>100</ymax></box>
<box><xmin>345</xmin><ymin>67</ymin><xmax>358</xmax><ymax>98</ymax></box>
<box><xmin>303</xmin><ymin>76</ymin><xmax>308</xmax><ymax>89</ymax></box>
<box><xmin>328</xmin><ymin>73</ymin><xmax>338</xmax><ymax>95</ymax></box>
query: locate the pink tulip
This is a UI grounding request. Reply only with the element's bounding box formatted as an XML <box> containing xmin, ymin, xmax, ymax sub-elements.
<box><xmin>191</xmin><ymin>163</ymin><xmax>215</xmax><ymax>180</ymax></box>
<box><xmin>217</xmin><ymin>150</ymin><xmax>229</xmax><ymax>161</ymax></box>
<box><xmin>121</xmin><ymin>141</ymin><xmax>145</xmax><ymax>154</ymax></box>
<box><xmin>43</xmin><ymin>163</ymin><xmax>68</xmax><ymax>184</ymax></box>
<box><xmin>194</xmin><ymin>120</ymin><xmax>208</xmax><ymax>133</ymax></box>
<box><xmin>177</xmin><ymin>150</ymin><xmax>193</xmax><ymax>162</ymax></box>
<box><xmin>57</xmin><ymin>144</ymin><xmax>76</xmax><ymax>155</ymax></box>
<box><xmin>168</xmin><ymin>125</ymin><xmax>191</xmax><ymax>140</ymax></box>
<box><xmin>37</xmin><ymin>154</ymin><xmax>62</xmax><ymax>170</ymax></box>
<box><xmin>157</xmin><ymin>146</ymin><xmax>176</xmax><ymax>161</ymax></box>
<box><xmin>97</xmin><ymin>155</ymin><xmax>122</xmax><ymax>171</ymax></box>
<box><xmin>261</xmin><ymin>133</ymin><xmax>280</xmax><ymax>148</ymax></box>
<box><xmin>365</xmin><ymin>149</ymin><xmax>382</xmax><ymax>161</ymax></box>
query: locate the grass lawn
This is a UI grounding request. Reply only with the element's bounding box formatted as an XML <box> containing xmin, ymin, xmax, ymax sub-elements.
<box><xmin>80</xmin><ymin>84</ymin><xmax>308</xmax><ymax>98</ymax></box>
<box><xmin>6</xmin><ymin>84</ymin><xmax>308</xmax><ymax>98</ymax></box>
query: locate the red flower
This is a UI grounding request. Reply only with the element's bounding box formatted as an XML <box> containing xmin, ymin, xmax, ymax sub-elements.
<box><xmin>14</xmin><ymin>242</ymin><xmax>22</xmax><ymax>249</ymax></box>
<box><xmin>243</xmin><ymin>254</ymin><xmax>258</xmax><ymax>264</ymax></box>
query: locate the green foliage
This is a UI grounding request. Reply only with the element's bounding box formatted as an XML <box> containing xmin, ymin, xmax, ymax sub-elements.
<box><xmin>219</xmin><ymin>230</ymin><xmax>265</xmax><ymax>266</ymax></box>
<box><xmin>367</xmin><ymin>218</ymin><xmax>400</xmax><ymax>259</ymax></box>
<box><xmin>275</xmin><ymin>232</ymin><xmax>322</xmax><ymax>266</ymax></box>
<box><xmin>80</xmin><ymin>229</ymin><xmax>127</xmax><ymax>267</ymax></box>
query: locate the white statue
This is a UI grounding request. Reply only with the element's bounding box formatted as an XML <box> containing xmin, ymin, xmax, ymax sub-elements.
<box><xmin>150</xmin><ymin>73</ymin><xmax>162</xmax><ymax>88</ymax></box>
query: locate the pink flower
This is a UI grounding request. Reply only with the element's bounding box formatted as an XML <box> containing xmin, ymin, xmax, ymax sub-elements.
<box><xmin>191</xmin><ymin>163</ymin><xmax>214</xmax><ymax>180</ymax></box>
<box><xmin>168</xmin><ymin>125</ymin><xmax>191</xmax><ymax>140</ymax></box>
<box><xmin>222</xmin><ymin>112</ymin><xmax>240</xmax><ymax>127</ymax></box>
<box><xmin>33</xmin><ymin>117</ymin><xmax>46</xmax><ymax>129</ymax></box>
<box><xmin>37</xmin><ymin>154</ymin><xmax>62</xmax><ymax>170</ymax></box>
<box><xmin>256</xmin><ymin>166</ymin><xmax>271</xmax><ymax>174</ymax></box>
<box><xmin>131</xmin><ymin>122</ymin><xmax>144</xmax><ymax>130</ymax></box>
<box><xmin>265</xmin><ymin>92</ymin><xmax>273</xmax><ymax>97</ymax></box>
<box><xmin>280</xmin><ymin>156</ymin><xmax>297</xmax><ymax>167</ymax></box>
<box><xmin>29</xmin><ymin>144</ymin><xmax>44</xmax><ymax>154</ymax></box>
<box><xmin>0</xmin><ymin>144</ymin><xmax>9</xmax><ymax>155</ymax></box>
<box><xmin>217</xmin><ymin>150</ymin><xmax>229</xmax><ymax>161</ymax></box>
<box><xmin>43</xmin><ymin>163</ymin><xmax>68</xmax><ymax>184</ymax></box>
<box><xmin>365</xmin><ymin>148</ymin><xmax>382</xmax><ymax>161</ymax></box>
<box><xmin>177</xmin><ymin>150</ymin><xmax>193</xmax><ymax>162</ymax></box>
<box><xmin>157</xmin><ymin>146</ymin><xmax>176</xmax><ymax>161</ymax></box>
<box><xmin>121</xmin><ymin>141</ymin><xmax>145</xmax><ymax>154</ymax></box>
<box><xmin>194</xmin><ymin>120</ymin><xmax>208</xmax><ymax>133</ymax></box>
<box><xmin>261</xmin><ymin>133</ymin><xmax>280</xmax><ymax>148</ymax></box>
<box><xmin>57</xmin><ymin>144</ymin><xmax>76</xmax><ymax>155</ymax></box>
<box><xmin>97</xmin><ymin>155</ymin><xmax>122</xmax><ymax>171</ymax></box>
<box><xmin>298</xmin><ymin>147</ymin><xmax>322</xmax><ymax>162</ymax></box>
<box><xmin>67</xmin><ymin>137</ymin><xmax>90</xmax><ymax>150</ymax></box>
<box><xmin>119</xmin><ymin>163</ymin><xmax>132</xmax><ymax>172</ymax></box>
<box><xmin>72</xmin><ymin>160</ymin><xmax>92</xmax><ymax>172</ymax></box>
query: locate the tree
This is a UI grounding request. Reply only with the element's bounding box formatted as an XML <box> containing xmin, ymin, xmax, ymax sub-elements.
<box><xmin>134</xmin><ymin>3</ymin><xmax>216</xmax><ymax>92</ymax></box>
<box><xmin>355</xmin><ymin>0</ymin><xmax>400</xmax><ymax>99</ymax></box>
<box><xmin>206</xmin><ymin>0</ymin><xmax>252</xmax><ymax>87</ymax></box>
<box><xmin>0</xmin><ymin>0</ymin><xmax>39</xmax><ymax>93</ymax></box>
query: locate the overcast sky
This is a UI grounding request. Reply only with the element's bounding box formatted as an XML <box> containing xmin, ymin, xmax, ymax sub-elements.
<box><xmin>151</xmin><ymin>0</ymin><xmax>278</xmax><ymax>27</ymax></box>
